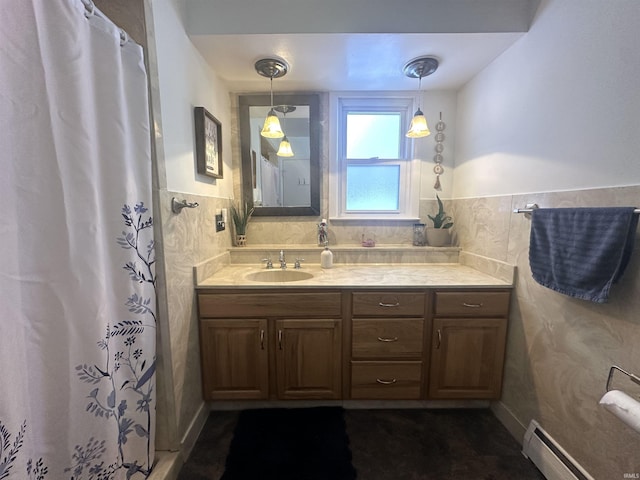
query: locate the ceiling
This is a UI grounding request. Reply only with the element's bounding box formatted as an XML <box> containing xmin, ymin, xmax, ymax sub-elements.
<box><xmin>184</xmin><ymin>0</ymin><xmax>539</xmax><ymax>93</ymax></box>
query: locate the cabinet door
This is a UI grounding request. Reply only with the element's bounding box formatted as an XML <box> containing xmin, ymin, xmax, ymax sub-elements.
<box><xmin>275</xmin><ymin>319</ymin><xmax>342</xmax><ymax>399</ymax></box>
<box><xmin>429</xmin><ymin>318</ymin><xmax>507</xmax><ymax>399</ymax></box>
<box><xmin>199</xmin><ymin>319</ymin><xmax>268</xmax><ymax>400</ymax></box>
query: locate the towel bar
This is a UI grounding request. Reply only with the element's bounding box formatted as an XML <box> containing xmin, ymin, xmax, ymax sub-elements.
<box><xmin>606</xmin><ymin>365</ymin><xmax>640</xmax><ymax>392</ymax></box>
<box><xmin>514</xmin><ymin>206</ymin><xmax>640</xmax><ymax>214</ymax></box>
<box><xmin>171</xmin><ymin>197</ymin><xmax>199</xmax><ymax>214</ymax></box>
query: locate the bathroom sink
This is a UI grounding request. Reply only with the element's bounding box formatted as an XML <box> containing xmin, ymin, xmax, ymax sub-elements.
<box><xmin>245</xmin><ymin>270</ymin><xmax>314</xmax><ymax>283</ymax></box>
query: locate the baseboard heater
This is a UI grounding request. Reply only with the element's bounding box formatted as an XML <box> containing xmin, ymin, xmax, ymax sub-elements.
<box><xmin>522</xmin><ymin>420</ymin><xmax>594</xmax><ymax>480</ymax></box>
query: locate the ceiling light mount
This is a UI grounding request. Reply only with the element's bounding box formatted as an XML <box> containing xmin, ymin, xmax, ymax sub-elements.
<box><xmin>404</xmin><ymin>56</ymin><xmax>439</xmax><ymax>138</ymax></box>
<box><xmin>403</xmin><ymin>56</ymin><xmax>439</xmax><ymax>80</ymax></box>
<box><xmin>255</xmin><ymin>58</ymin><xmax>289</xmax><ymax>80</ymax></box>
<box><xmin>256</xmin><ymin>58</ymin><xmax>289</xmax><ymax>138</ymax></box>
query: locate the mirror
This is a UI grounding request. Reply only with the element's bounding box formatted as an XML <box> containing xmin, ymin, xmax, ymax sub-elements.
<box><xmin>239</xmin><ymin>94</ymin><xmax>320</xmax><ymax>216</ymax></box>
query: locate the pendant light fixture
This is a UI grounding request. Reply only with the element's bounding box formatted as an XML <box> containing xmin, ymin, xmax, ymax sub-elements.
<box><xmin>403</xmin><ymin>56</ymin><xmax>439</xmax><ymax>138</ymax></box>
<box><xmin>274</xmin><ymin>105</ymin><xmax>295</xmax><ymax>157</ymax></box>
<box><xmin>255</xmin><ymin>58</ymin><xmax>288</xmax><ymax>139</ymax></box>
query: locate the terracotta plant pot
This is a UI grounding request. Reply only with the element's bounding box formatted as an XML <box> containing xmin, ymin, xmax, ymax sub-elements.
<box><xmin>426</xmin><ymin>228</ymin><xmax>450</xmax><ymax>247</ymax></box>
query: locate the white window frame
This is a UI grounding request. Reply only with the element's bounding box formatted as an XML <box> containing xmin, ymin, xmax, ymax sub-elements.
<box><xmin>329</xmin><ymin>93</ymin><xmax>421</xmax><ymax>221</ymax></box>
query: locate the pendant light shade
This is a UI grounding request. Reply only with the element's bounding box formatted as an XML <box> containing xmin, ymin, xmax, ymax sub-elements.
<box><xmin>261</xmin><ymin>108</ymin><xmax>284</xmax><ymax>138</ymax></box>
<box><xmin>255</xmin><ymin>58</ymin><xmax>288</xmax><ymax>139</ymax></box>
<box><xmin>277</xmin><ymin>136</ymin><xmax>294</xmax><ymax>157</ymax></box>
<box><xmin>403</xmin><ymin>56</ymin><xmax>439</xmax><ymax>139</ymax></box>
<box><xmin>406</xmin><ymin>108</ymin><xmax>431</xmax><ymax>138</ymax></box>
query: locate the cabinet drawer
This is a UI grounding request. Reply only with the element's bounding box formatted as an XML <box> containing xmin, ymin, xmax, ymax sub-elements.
<box><xmin>352</xmin><ymin>292</ymin><xmax>425</xmax><ymax>316</ymax></box>
<box><xmin>352</xmin><ymin>319</ymin><xmax>423</xmax><ymax>359</ymax></box>
<box><xmin>351</xmin><ymin>361</ymin><xmax>422</xmax><ymax>399</ymax></box>
<box><xmin>198</xmin><ymin>292</ymin><xmax>341</xmax><ymax>318</ymax></box>
<box><xmin>434</xmin><ymin>291</ymin><xmax>510</xmax><ymax>317</ymax></box>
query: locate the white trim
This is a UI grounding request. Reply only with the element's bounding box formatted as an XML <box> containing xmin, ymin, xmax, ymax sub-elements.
<box><xmin>490</xmin><ymin>400</ymin><xmax>528</xmax><ymax>445</ymax></box>
<box><xmin>148</xmin><ymin>452</ymin><xmax>182</xmax><ymax>480</ymax></box>
<box><xmin>329</xmin><ymin>92</ymin><xmax>421</xmax><ymax>221</ymax></box>
<box><xmin>180</xmin><ymin>401</ymin><xmax>210</xmax><ymax>462</ymax></box>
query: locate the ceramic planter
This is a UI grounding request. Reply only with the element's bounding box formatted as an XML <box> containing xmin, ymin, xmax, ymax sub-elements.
<box><xmin>235</xmin><ymin>234</ymin><xmax>247</xmax><ymax>247</ymax></box>
<box><xmin>426</xmin><ymin>227</ymin><xmax>450</xmax><ymax>247</ymax></box>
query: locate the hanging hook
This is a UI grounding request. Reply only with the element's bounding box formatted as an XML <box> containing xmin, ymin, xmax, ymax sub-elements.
<box><xmin>171</xmin><ymin>197</ymin><xmax>199</xmax><ymax>214</ymax></box>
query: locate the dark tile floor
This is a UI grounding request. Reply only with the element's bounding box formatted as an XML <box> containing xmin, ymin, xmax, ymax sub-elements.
<box><xmin>177</xmin><ymin>408</ymin><xmax>546</xmax><ymax>480</ymax></box>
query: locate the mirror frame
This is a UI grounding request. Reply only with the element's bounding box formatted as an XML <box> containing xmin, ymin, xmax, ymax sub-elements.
<box><xmin>239</xmin><ymin>93</ymin><xmax>320</xmax><ymax>216</ymax></box>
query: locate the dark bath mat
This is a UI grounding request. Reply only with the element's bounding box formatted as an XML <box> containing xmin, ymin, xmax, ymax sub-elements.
<box><xmin>220</xmin><ymin>406</ymin><xmax>357</xmax><ymax>480</ymax></box>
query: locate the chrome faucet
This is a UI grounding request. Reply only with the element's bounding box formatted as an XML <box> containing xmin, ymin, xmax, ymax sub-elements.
<box><xmin>279</xmin><ymin>250</ymin><xmax>287</xmax><ymax>269</ymax></box>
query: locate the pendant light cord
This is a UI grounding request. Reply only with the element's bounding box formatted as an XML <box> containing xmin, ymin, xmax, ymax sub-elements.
<box><xmin>270</xmin><ymin>76</ymin><xmax>274</xmax><ymax>108</ymax></box>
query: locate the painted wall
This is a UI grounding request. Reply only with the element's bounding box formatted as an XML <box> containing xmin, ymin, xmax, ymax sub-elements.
<box><xmin>154</xmin><ymin>0</ymin><xmax>234</xmax><ymax>198</ymax></box>
<box><xmin>453</xmin><ymin>0</ymin><xmax>640</xmax><ymax>198</ymax></box>
<box><xmin>453</xmin><ymin>0</ymin><xmax>640</xmax><ymax>477</ymax></box>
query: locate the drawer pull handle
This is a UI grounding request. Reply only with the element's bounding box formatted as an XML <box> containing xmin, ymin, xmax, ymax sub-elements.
<box><xmin>436</xmin><ymin>329</ymin><xmax>442</xmax><ymax>349</ymax></box>
<box><xmin>377</xmin><ymin>336</ymin><xmax>399</xmax><ymax>342</ymax></box>
<box><xmin>260</xmin><ymin>329</ymin><xmax>265</xmax><ymax>350</ymax></box>
<box><xmin>379</xmin><ymin>302</ymin><xmax>400</xmax><ymax>308</ymax></box>
<box><xmin>376</xmin><ymin>378</ymin><xmax>397</xmax><ymax>385</ymax></box>
<box><xmin>462</xmin><ymin>302</ymin><xmax>483</xmax><ymax>308</ymax></box>
<box><xmin>278</xmin><ymin>329</ymin><xmax>283</xmax><ymax>350</ymax></box>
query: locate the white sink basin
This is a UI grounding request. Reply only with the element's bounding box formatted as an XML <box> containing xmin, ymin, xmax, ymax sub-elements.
<box><xmin>245</xmin><ymin>269</ymin><xmax>314</xmax><ymax>283</ymax></box>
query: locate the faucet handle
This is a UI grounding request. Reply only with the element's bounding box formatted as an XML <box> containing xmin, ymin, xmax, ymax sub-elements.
<box><xmin>294</xmin><ymin>258</ymin><xmax>305</xmax><ymax>269</ymax></box>
<box><xmin>261</xmin><ymin>257</ymin><xmax>273</xmax><ymax>269</ymax></box>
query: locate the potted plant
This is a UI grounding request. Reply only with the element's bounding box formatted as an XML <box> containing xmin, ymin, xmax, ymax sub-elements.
<box><xmin>230</xmin><ymin>199</ymin><xmax>254</xmax><ymax>246</ymax></box>
<box><xmin>426</xmin><ymin>194</ymin><xmax>453</xmax><ymax>246</ymax></box>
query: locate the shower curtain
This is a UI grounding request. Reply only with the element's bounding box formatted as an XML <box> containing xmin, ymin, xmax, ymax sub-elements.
<box><xmin>0</xmin><ymin>1</ymin><xmax>156</xmax><ymax>478</ymax></box>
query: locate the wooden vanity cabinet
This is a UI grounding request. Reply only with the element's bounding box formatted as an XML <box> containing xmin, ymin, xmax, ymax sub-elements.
<box><xmin>197</xmin><ymin>291</ymin><xmax>342</xmax><ymax>401</ymax></box>
<box><xmin>199</xmin><ymin>319</ymin><xmax>268</xmax><ymax>400</ymax></box>
<box><xmin>275</xmin><ymin>319</ymin><xmax>342</xmax><ymax>399</ymax></box>
<box><xmin>428</xmin><ymin>290</ymin><xmax>510</xmax><ymax>399</ymax></box>
<box><xmin>197</xmin><ymin>287</ymin><xmax>512</xmax><ymax>402</ymax></box>
<box><xmin>349</xmin><ymin>291</ymin><xmax>428</xmax><ymax>400</ymax></box>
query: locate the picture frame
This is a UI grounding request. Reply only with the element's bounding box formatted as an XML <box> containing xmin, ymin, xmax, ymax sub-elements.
<box><xmin>194</xmin><ymin>106</ymin><xmax>223</xmax><ymax>179</ymax></box>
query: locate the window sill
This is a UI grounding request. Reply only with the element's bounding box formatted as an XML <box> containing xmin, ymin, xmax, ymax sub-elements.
<box><xmin>329</xmin><ymin>216</ymin><xmax>421</xmax><ymax>223</ymax></box>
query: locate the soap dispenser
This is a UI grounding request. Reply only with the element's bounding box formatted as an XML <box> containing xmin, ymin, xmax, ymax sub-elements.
<box><xmin>320</xmin><ymin>242</ymin><xmax>333</xmax><ymax>269</ymax></box>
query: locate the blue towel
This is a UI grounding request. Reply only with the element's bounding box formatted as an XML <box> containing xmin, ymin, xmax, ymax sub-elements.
<box><xmin>529</xmin><ymin>207</ymin><xmax>638</xmax><ymax>303</ymax></box>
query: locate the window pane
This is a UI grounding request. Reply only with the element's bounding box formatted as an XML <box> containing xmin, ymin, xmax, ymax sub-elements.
<box><xmin>346</xmin><ymin>114</ymin><xmax>401</xmax><ymax>158</ymax></box>
<box><xmin>346</xmin><ymin>165</ymin><xmax>400</xmax><ymax>211</ymax></box>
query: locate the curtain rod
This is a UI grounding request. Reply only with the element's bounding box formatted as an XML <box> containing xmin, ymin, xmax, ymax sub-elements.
<box><xmin>81</xmin><ymin>0</ymin><xmax>131</xmax><ymax>46</ymax></box>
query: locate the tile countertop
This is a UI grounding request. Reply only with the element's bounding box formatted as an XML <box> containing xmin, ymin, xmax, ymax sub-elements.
<box><xmin>196</xmin><ymin>263</ymin><xmax>513</xmax><ymax>290</ymax></box>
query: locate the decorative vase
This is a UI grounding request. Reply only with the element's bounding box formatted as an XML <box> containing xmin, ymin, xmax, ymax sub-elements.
<box><xmin>426</xmin><ymin>228</ymin><xmax>450</xmax><ymax>247</ymax></box>
<box><xmin>235</xmin><ymin>234</ymin><xmax>246</xmax><ymax>247</ymax></box>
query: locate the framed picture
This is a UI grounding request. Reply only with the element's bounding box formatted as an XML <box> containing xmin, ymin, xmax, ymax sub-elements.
<box><xmin>194</xmin><ymin>106</ymin><xmax>223</xmax><ymax>179</ymax></box>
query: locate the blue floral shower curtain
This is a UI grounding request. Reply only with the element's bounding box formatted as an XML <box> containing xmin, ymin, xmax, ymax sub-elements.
<box><xmin>0</xmin><ymin>1</ymin><xmax>156</xmax><ymax>478</ymax></box>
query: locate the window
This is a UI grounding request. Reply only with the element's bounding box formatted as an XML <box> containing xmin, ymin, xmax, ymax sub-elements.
<box><xmin>330</xmin><ymin>94</ymin><xmax>420</xmax><ymax>220</ymax></box>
